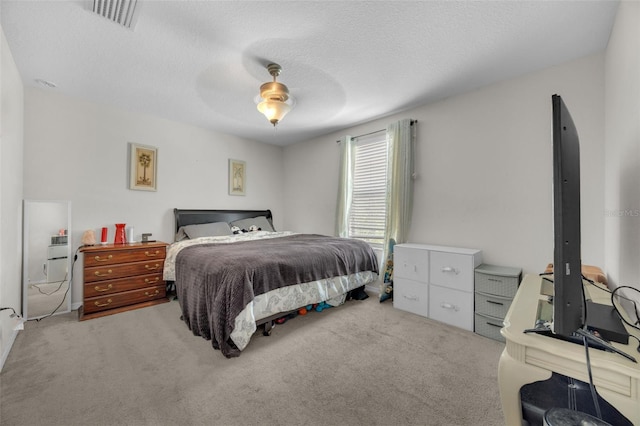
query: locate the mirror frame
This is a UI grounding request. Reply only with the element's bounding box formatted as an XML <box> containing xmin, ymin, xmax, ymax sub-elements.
<box><xmin>22</xmin><ymin>200</ymin><xmax>72</xmax><ymax>320</ymax></box>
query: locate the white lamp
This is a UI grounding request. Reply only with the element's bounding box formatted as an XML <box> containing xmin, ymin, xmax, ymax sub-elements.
<box><xmin>257</xmin><ymin>63</ymin><xmax>292</xmax><ymax>126</ymax></box>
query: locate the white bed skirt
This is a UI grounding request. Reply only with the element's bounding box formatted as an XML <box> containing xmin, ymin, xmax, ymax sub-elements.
<box><xmin>231</xmin><ymin>271</ymin><xmax>377</xmax><ymax>351</ymax></box>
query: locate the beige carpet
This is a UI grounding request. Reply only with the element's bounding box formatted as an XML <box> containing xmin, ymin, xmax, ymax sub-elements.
<box><xmin>0</xmin><ymin>295</ymin><xmax>505</xmax><ymax>425</ymax></box>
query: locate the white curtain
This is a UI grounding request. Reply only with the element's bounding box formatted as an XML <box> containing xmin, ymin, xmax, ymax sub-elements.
<box><xmin>379</xmin><ymin>119</ymin><xmax>415</xmax><ymax>301</ymax></box>
<box><xmin>335</xmin><ymin>135</ymin><xmax>353</xmax><ymax>237</ymax></box>
<box><xmin>335</xmin><ymin>122</ymin><xmax>414</xmax><ymax>302</ymax></box>
<box><xmin>383</xmin><ymin>118</ymin><xmax>414</xmax><ymax>258</ymax></box>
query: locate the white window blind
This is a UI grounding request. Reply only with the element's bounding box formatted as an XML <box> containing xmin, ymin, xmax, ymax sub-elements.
<box><xmin>348</xmin><ymin>131</ymin><xmax>388</xmax><ymax>246</ymax></box>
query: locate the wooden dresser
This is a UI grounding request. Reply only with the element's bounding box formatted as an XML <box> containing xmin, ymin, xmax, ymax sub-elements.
<box><xmin>79</xmin><ymin>242</ymin><xmax>168</xmax><ymax>320</ymax></box>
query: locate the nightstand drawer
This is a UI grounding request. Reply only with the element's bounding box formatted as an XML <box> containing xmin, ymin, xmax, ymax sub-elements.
<box><xmin>430</xmin><ymin>251</ymin><xmax>475</xmax><ymax>292</ymax></box>
<box><xmin>393</xmin><ymin>277</ymin><xmax>428</xmax><ymax>317</ymax></box>
<box><xmin>84</xmin><ymin>273</ymin><xmax>163</xmax><ymax>298</ymax></box>
<box><xmin>429</xmin><ymin>284</ymin><xmax>473</xmax><ymax>330</ymax></box>
<box><xmin>83</xmin><ymin>284</ymin><xmax>166</xmax><ymax>314</ymax></box>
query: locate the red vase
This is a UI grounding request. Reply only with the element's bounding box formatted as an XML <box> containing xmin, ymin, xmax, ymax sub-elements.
<box><xmin>114</xmin><ymin>223</ymin><xmax>127</xmax><ymax>244</ymax></box>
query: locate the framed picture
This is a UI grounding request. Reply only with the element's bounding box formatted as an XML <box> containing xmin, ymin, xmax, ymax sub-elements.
<box><xmin>229</xmin><ymin>159</ymin><xmax>246</xmax><ymax>196</ymax></box>
<box><xmin>129</xmin><ymin>143</ymin><xmax>158</xmax><ymax>191</ymax></box>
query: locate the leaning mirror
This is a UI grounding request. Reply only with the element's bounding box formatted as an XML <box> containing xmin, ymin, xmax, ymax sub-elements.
<box><xmin>22</xmin><ymin>200</ymin><xmax>72</xmax><ymax>320</ymax></box>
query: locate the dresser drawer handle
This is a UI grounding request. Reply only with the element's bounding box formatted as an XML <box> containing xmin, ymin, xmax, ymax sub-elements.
<box><xmin>487</xmin><ymin>300</ymin><xmax>504</xmax><ymax>306</ymax></box>
<box><xmin>440</xmin><ymin>302</ymin><xmax>459</xmax><ymax>311</ymax></box>
<box><xmin>402</xmin><ymin>294</ymin><xmax>419</xmax><ymax>301</ymax></box>
<box><xmin>145</xmin><ymin>289</ymin><xmax>160</xmax><ymax>297</ymax></box>
<box><xmin>94</xmin><ymin>269</ymin><xmax>113</xmax><ymax>277</ymax></box>
<box><xmin>145</xmin><ymin>277</ymin><xmax>160</xmax><ymax>284</ymax></box>
<box><xmin>94</xmin><ymin>254</ymin><xmax>113</xmax><ymax>262</ymax></box>
<box><xmin>441</xmin><ymin>267</ymin><xmax>459</xmax><ymax>274</ymax></box>
<box><xmin>145</xmin><ymin>250</ymin><xmax>161</xmax><ymax>257</ymax></box>
<box><xmin>94</xmin><ymin>284</ymin><xmax>113</xmax><ymax>292</ymax></box>
<box><xmin>94</xmin><ymin>299</ymin><xmax>112</xmax><ymax>307</ymax></box>
<box><xmin>145</xmin><ymin>264</ymin><xmax>161</xmax><ymax>271</ymax></box>
<box><xmin>485</xmin><ymin>322</ymin><xmax>502</xmax><ymax>328</ymax></box>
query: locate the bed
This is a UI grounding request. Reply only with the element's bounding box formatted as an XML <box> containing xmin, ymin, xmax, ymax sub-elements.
<box><xmin>163</xmin><ymin>208</ymin><xmax>379</xmax><ymax>358</ymax></box>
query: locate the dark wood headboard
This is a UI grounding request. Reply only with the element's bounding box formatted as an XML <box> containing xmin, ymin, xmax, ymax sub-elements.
<box><xmin>173</xmin><ymin>209</ymin><xmax>273</xmax><ymax>233</ymax></box>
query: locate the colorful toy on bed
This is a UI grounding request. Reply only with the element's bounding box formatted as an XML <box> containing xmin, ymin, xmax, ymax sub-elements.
<box><xmin>232</xmin><ymin>225</ymin><xmax>262</xmax><ymax>234</ymax></box>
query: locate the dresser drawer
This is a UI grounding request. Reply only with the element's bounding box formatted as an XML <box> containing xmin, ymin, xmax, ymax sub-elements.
<box><xmin>84</xmin><ymin>245</ymin><xmax>166</xmax><ymax>267</ymax></box>
<box><xmin>84</xmin><ymin>273</ymin><xmax>163</xmax><ymax>298</ymax></box>
<box><xmin>475</xmin><ymin>291</ymin><xmax>512</xmax><ymax>319</ymax></box>
<box><xmin>474</xmin><ymin>312</ymin><xmax>505</xmax><ymax>342</ymax></box>
<box><xmin>475</xmin><ymin>264</ymin><xmax>521</xmax><ymax>297</ymax></box>
<box><xmin>80</xmin><ymin>242</ymin><xmax>169</xmax><ymax>321</ymax></box>
<box><xmin>83</xmin><ymin>284</ymin><xmax>166</xmax><ymax>314</ymax></box>
<box><xmin>393</xmin><ymin>277</ymin><xmax>428</xmax><ymax>317</ymax></box>
<box><xmin>429</xmin><ymin>251</ymin><xmax>475</xmax><ymax>292</ymax></box>
<box><xmin>84</xmin><ymin>260</ymin><xmax>164</xmax><ymax>283</ymax></box>
<box><xmin>394</xmin><ymin>246</ymin><xmax>429</xmax><ymax>282</ymax></box>
<box><xmin>428</xmin><ymin>284</ymin><xmax>474</xmax><ymax>330</ymax></box>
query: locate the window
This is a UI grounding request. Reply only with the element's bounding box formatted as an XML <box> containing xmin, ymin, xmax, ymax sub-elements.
<box><xmin>348</xmin><ymin>131</ymin><xmax>388</xmax><ymax>247</ymax></box>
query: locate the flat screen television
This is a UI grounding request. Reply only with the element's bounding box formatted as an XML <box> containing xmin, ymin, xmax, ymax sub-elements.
<box><xmin>551</xmin><ymin>94</ymin><xmax>585</xmax><ymax>337</ymax></box>
<box><xmin>550</xmin><ymin>95</ymin><xmax>629</xmax><ymax>347</ymax></box>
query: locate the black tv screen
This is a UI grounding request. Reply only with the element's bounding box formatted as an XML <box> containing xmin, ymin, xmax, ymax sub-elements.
<box><xmin>552</xmin><ymin>94</ymin><xmax>585</xmax><ymax>337</ymax></box>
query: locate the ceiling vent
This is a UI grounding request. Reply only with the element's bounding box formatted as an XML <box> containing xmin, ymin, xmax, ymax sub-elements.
<box><xmin>89</xmin><ymin>0</ymin><xmax>140</xmax><ymax>29</ymax></box>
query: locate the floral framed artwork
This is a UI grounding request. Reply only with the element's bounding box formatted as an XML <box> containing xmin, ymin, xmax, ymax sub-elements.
<box><xmin>229</xmin><ymin>159</ymin><xmax>246</xmax><ymax>195</ymax></box>
<box><xmin>129</xmin><ymin>143</ymin><xmax>158</xmax><ymax>191</ymax></box>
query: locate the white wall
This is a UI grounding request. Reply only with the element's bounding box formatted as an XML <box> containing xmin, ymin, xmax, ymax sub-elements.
<box><xmin>6</xmin><ymin>3</ymin><xmax>636</xmax><ymax>365</ymax></box>
<box><xmin>22</xmin><ymin>88</ymin><xmax>285</xmax><ymax>307</ymax></box>
<box><xmin>0</xmin><ymin>25</ymin><xmax>24</xmax><ymax>371</ymax></box>
<box><xmin>604</xmin><ymin>1</ymin><xmax>640</xmax><ymax>292</ymax></box>
<box><xmin>284</xmin><ymin>53</ymin><xmax>605</xmax><ymax>277</ymax></box>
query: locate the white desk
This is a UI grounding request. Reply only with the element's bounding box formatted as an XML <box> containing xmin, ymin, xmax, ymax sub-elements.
<box><xmin>498</xmin><ymin>274</ymin><xmax>640</xmax><ymax>424</ymax></box>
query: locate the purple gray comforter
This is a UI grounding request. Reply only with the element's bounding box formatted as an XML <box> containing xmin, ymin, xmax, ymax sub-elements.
<box><xmin>175</xmin><ymin>233</ymin><xmax>379</xmax><ymax>357</ymax></box>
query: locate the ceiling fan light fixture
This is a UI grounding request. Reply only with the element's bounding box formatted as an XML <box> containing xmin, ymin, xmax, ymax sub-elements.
<box><xmin>257</xmin><ymin>63</ymin><xmax>292</xmax><ymax>127</ymax></box>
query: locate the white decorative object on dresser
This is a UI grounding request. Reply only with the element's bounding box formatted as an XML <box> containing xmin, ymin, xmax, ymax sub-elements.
<box><xmin>474</xmin><ymin>263</ymin><xmax>522</xmax><ymax>342</ymax></box>
<box><xmin>393</xmin><ymin>243</ymin><xmax>482</xmax><ymax>331</ymax></box>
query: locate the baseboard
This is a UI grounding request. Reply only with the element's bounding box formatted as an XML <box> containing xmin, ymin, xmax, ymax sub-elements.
<box><xmin>0</xmin><ymin>328</ymin><xmax>20</xmax><ymax>373</ymax></box>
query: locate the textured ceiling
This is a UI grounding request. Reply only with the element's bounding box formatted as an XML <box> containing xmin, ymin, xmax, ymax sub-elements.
<box><xmin>1</xmin><ymin>1</ymin><xmax>619</xmax><ymax>146</ymax></box>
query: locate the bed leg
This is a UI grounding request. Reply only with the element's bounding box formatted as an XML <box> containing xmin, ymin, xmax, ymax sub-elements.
<box><xmin>262</xmin><ymin>321</ymin><xmax>273</xmax><ymax>336</ymax></box>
